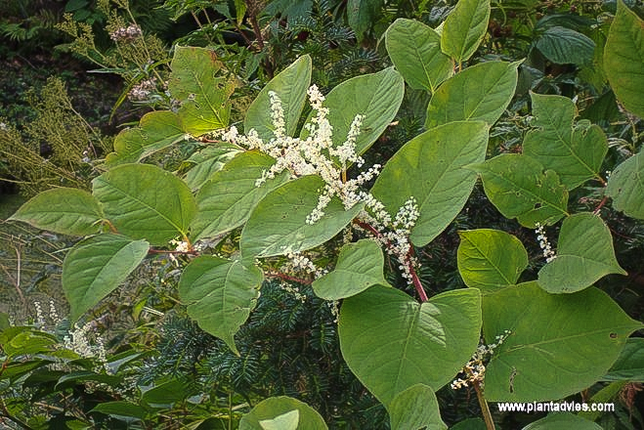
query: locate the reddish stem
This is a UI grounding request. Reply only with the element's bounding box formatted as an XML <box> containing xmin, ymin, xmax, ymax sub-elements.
<box><xmin>593</xmin><ymin>195</ymin><xmax>608</xmax><ymax>215</ymax></box>
<box><xmin>355</xmin><ymin>220</ymin><xmax>428</xmax><ymax>302</ymax></box>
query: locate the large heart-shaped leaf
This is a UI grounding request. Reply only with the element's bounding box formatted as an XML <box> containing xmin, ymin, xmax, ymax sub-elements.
<box><xmin>312</xmin><ymin>239</ymin><xmax>389</xmax><ymax>300</ymax></box>
<box><xmin>305</xmin><ymin>67</ymin><xmax>404</xmax><ymax>162</ymax></box>
<box><xmin>372</xmin><ymin>121</ymin><xmax>489</xmax><ymax>246</ymax></box>
<box><xmin>63</xmin><ymin>233</ymin><xmax>149</xmax><ymax>322</ymax></box>
<box><xmin>604</xmin><ymin>0</ymin><xmax>644</xmax><ymax>118</ymax></box>
<box><xmin>240</xmin><ymin>176</ymin><xmax>363</xmax><ymax>258</ymax></box>
<box><xmin>179</xmin><ymin>256</ymin><xmax>263</xmax><ymax>355</ymax></box>
<box><xmin>169</xmin><ymin>46</ymin><xmax>235</xmax><ymax>135</ymax></box>
<box><xmin>239</xmin><ymin>396</ymin><xmax>327</xmax><ymax>430</ymax></box>
<box><xmin>441</xmin><ymin>0</ymin><xmax>491</xmax><ymax>63</ymax></box>
<box><xmin>9</xmin><ymin>188</ymin><xmax>103</xmax><ymax>236</ymax></box>
<box><xmin>483</xmin><ymin>282</ymin><xmax>643</xmax><ymax>401</ymax></box>
<box><xmin>385</xmin><ymin>19</ymin><xmax>452</xmax><ymax>92</ymax></box>
<box><xmin>191</xmin><ymin>151</ymin><xmax>289</xmax><ymax>240</ymax></box>
<box><xmin>104</xmin><ymin>111</ymin><xmax>186</xmax><ymax>167</ymax></box>
<box><xmin>92</xmin><ymin>164</ymin><xmax>197</xmax><ymax>245</ymax></box>
<box><xmin>244</xmin><ymin>55</ymin><xmax>311</xmax><ymax>140</ymax></box>
<box><xmin>457</xmin><ymin>229</ymin><xmax>528</xmax><ymax>294</ymax></box>
<box><xmin>606</xmin><ymin>149</ymin><xmax>644</xmax><ymax>220</ymax></box>
<box><xmin>339</xmin><ymin>285</ymin><xmax>481</xmax><ymax>405</ymax></box>
<box><xmin>387</xmin><ymin>384</ymin><xmax>447</xmax><ymax>430</ymax></box>
<box><xmin>523</xmin><ymin>93</ymin><xmax>607</xmax><ymax>190</ymax></box>
<box><xmin>469</xmin><ymin>154</ymin><xmax>569</xmax><ymax>228</ymax></box>
<box><xmin>425</xmin><ymin>61</ymin><xmax>519</xmax><ymax>128</ymax></box>
<box><xmin>538</xmin><ymin>212</ymin><xmax>626</xmax><ymax>293</ymax></box>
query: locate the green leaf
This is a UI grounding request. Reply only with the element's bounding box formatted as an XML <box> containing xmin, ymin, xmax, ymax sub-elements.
<box><xmin>604</xmin><ymin>338</ymin><xmax>644</xmax><ymax>381</ymax></box>
<box><xmin>169</xmin><ymin>46</ymin><xmax>235</xmax><ymax>136</ymax></box>
<box><xmin>538</xmin><ymin>212</ymin><xmax>626</xmax><ymax>293</ymax></box>
<box><xmin>92</xmin><ymin>164</ymin><xmax>197</xmax><ymax>245</ymax></box>
<box><xmin>425</xmin><ymin>61</ymin><xmax>519</xmax><ymax>128</ymax></box>
<box><xmin>259</xmin><ymin>410</ymin><xmax>299</xmax><ymax>430</ymax></box>
<box><xmin>239</xmin><ymin>396</ymin><xmax>327</xmax><ymax>430</ymax></box>
<box><xmin>9</xmin><ymin>188</ymin><xmax>103</xmax><ymax>236</ymax></box>
<box><xmin>179</xmin><ymin>256</ymin><xmax>263</xmax><ymax>355</ymax></box>
<box><xmin>191</xmin><ymin>151</ymin><xmax>289</xmax><ymax>241</ymax></box>
<box><xmin>310</xmin><ymin>67</ymin><xmax>404</xmax><ymax>162</ymax></box>
<box><xmin>469</xmin><ymin>154</ymin><xmax>569</xmax><ymax>228</ymax></box>
<box><xmin>55</xmin><ymin>371</ymin><xmax>121</xmax><ymax>390</ymax></box>
<box><xmin>339</xmin><ymin>285</ymin><xmax>481</xmax><ymax>405</ymax></box>
<box><xmin>578</xmin><ymin>381</ymin><xmax>627</xmax><ymax>421</ymax></box>
<box><xmin>387</xmin><ymin>384</ymin><xmax>447</xmax><ymax>430</ymax></box>
<box><xmin>535</xmin><ymin>26</ymin><xmax>595</xmax><ymax>66</ymax></box>
<box><xmin>141</xmin><ymin>378</ymin><xmax>191</xmax><ymax>406</ymax></box>
<box><xmin>606</xmin><ymin>149</ymin><xmax>644</xmax><ymax>220</ymax></box>
<box><xmin>244</xmin><ymin>56</ymin><xmax>311</xmax><ymax>140</ymax></box>
<box><xmin>105</xmin><ymin>111</ymin><xmax>186</xmax><ymax>167</ymax></box>
<box><xmin>385</xmin><ymin>19</ymin><xmax>453</xmax><ymax>92</ymax></box>
<box><xmin>372</xmin><ymin>121</ymin><xmax>489</xmax><ymax>246</ymax></box>
<box><xmin>63</xmin><ymin>234</ymin><xmax>149</xmax><ymax>322</ymax></box>
<box><xmin>347</xmin><ymin>0</ymin><xmax>383</xmax><ymax>42</ymax></box>
<box><xmin>523</xmin><ymin>93</ymin><xmax>607</xmax><ymax>189</ymax></box>
<box><xmin>522</xmin><ymin>413</ymin><xmax>602</xmax><ymax>430</ymax></box>
<box><xmin>90</xmin><ymin>401</ymin><xmax>147</xmax><ymax>420</ymax></box>
<box><xmin>483</xmin><ymin>282</ymin><xmax>643</xmax><ymax>401</ymax></box>
<box><xmin>441</xmin><ymin>0</ymin><xmax>491</xmax><ymax>63</ymax></box>
<box><xmin>457</xmin><ymin>229</ymin><xmax>528</xmax><ymax>293</ymax></box>
<box><xmin>240</xmin><ymin>176</ymin><xmax>363</xmax><ymax>258</ymax></box>
<box><xmin>184</xmin><ymin>144</ymin><xmax>241</xmax><ymax>191</ymax></box>
<box><xmin>0</xmin><ymin>327</ymin><xmax>58</xmax><ymax>357</ymax></box>
<box><xmin>312</xmin><ymin>239</ymin><xmax>389</xmax><ymax>300</ymax></box>
<box><xmin>604</xmin><ymin>0</ymin><xmax>644</xmax><ymax>117</ymax></box>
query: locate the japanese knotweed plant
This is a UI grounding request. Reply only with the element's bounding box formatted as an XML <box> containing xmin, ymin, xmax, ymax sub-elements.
<box><xmin>8</xmin><ymin>0</ymin><xmax>644</xmax><ymax>427</ymax></box>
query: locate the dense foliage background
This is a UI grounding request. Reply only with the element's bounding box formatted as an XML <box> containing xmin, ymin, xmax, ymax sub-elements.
<box><xmin>1</xmin><ymin>0</ymin><xmax>643</xmax><ymax>429</ymax></box>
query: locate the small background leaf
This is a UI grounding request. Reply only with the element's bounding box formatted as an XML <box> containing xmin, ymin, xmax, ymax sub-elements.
<box><xmin>606</xmin><ymin>149</ymin><xmax>644</xmax><ymax>220</ymax></box>
<box><xmin>385</xmin><ymin>19</ymin><xmax>452</xmax><ymax>92</ymax></box>
<box><xmin>179</xmin><ymin>257</ymin><xmax>263</xmax><ymax>355</ymax></box>
<box><xmin>9</xmin><ymin>188</ymin><xmax>103</xmax><ymax>236</ymax></box>
<box><xmin>387</xmin><ymin>384</ymin><xmax>447</xmax><ymax>430</ymax></box>
<box><xmin>244</xmin><ymin>56</ymin><xmax>311</xmax><ymax>140</ymax></box>
<box><xmin>470</xmin><ymin>154</ymin><xmax>569</xmax><ymax>228</ymax></box>
<box><xmin>523</xmin><ymin>93</ymin><xmax>607</xmax><ymax>190</ymax></box>
<box><xmin>63</xmin><ymin>234</ymin><xmax>149</xmax><ymax>322</ymax></box>
<box><xmin>603</xmin><ymin>337</ymin><xmax>644</xmax><ymax>382</ymax></box>
<box><xmin>441</xmin><ymin>0</ymin><xmax>491</xmax><ymax>63</ymax></box>
<box><xmin>535</xmin><ymin>26</ymin><xmax>595</xmax><ymax>66</ymax></box>
<box><xmin>425</xmin><ymin>61</ymin><xmax>519</xmax><ymax>128</ymax></box>
<box><xmin>604</xmin><ymin>0</ymin><xmax>644</xmax><ymax>117</ymax></box>
<box><xmin>538</xmin><ymin>212</ymin><xmax>626</xmax><ymax>293</ymax></box>
<box><xmin>239</xmin><ymin>396</ymin><xmax>327</xmax><ymax>430</ymax></box>
<box><xmin>169</xmin><ymin>46</ymin><xmax>235</xmax><ymax>135</ymax></box>
<box><xmin>457</xmin><ymin>229</ymin><xmax>528</xmax><ymax>293</ymax></box>
<box><xmin>92</xmin><ymin>164</ymin><xmax>197</xmax><ymax>245</ymax></box>
<box><xmin>312</xmin><ymin>239</ymin><xmax>389</xmax><ymax>300</ymax></box>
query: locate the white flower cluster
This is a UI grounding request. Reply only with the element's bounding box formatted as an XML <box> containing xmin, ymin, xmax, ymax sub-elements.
<box><xmin>279</xmin><ymin>283</ymin><xmax>307</xmax><ymax>303</ymax></box>
<box><xmin>451</xmin><ymin>330</ymin><xmax>511</xmax><ymax>390</ymax></box>
<box><xmin>169</xmin><ymin>238</ymin><xmax>190</xmax><ymax>253</ymax></box>
<box><xmin>535</xmin><ymin>223</ymin><xmax>556</xmax><ymax>263</ymax></box>
<box><xmin>63</xmin><ymin>322</ymin><xmax>109</xmax><ymax>373</ymax></box>
<box><xmin>285</xmin><ymin>251</ymin><xmax>325</xmax><ymax>277</ymax></box>
<box><xmin>217</xmin><ymin>85</ymin><xmax>382</xmax><ymax>225</ymax></box>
